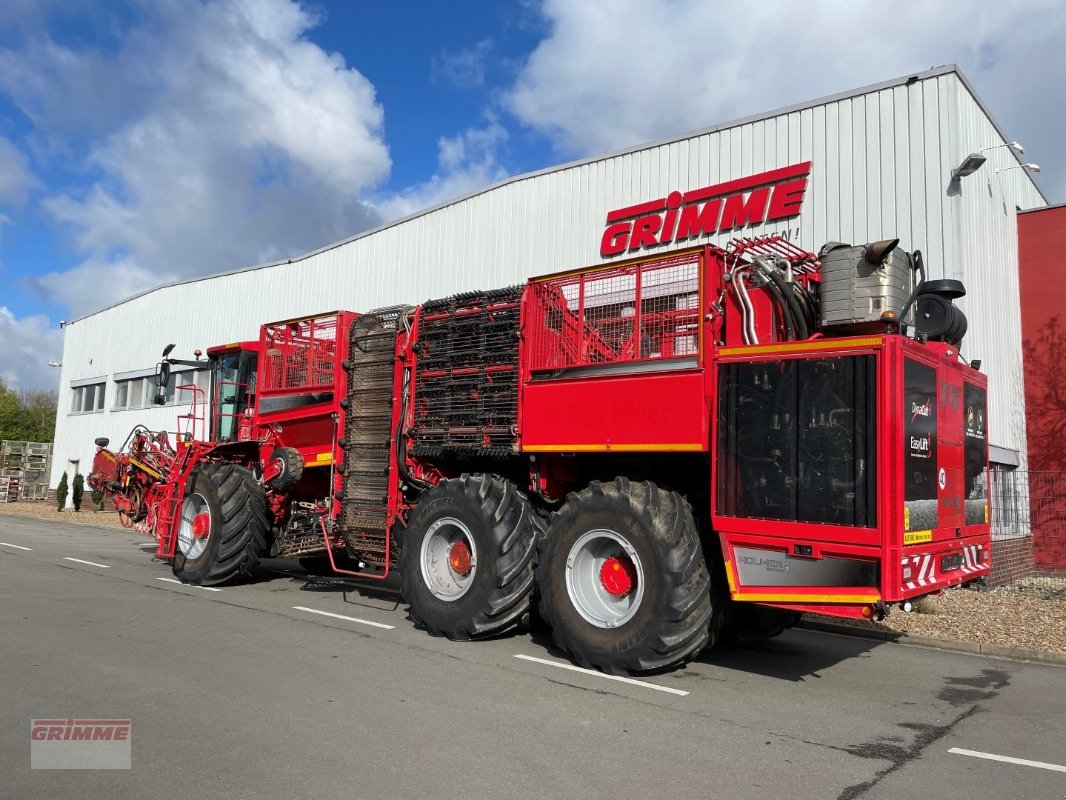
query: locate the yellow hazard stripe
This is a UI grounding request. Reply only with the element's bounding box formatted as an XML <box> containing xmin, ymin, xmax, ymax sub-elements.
<box><xmin>128</xmin><ymin>458</ymin><xmax>162</xmax><ymax>480</ymax></box>
<box><xmin>523</xmin><ymin>443</ymin><xmax>703</xmax><ymax>453</ymax></box>
<box><xmin>725</xmin><ymin>559</ymin><xmax>878</xmax><ymax>603</ymax></box>
<box><xmin>718</xmin><ymin>336</ymin><xmax>882</xmax><ymax>357</ymax></box>
<box><xmin>732</xmin><ymin>592</ymin><xmax>882</xmax><ymax>604</ymax></box>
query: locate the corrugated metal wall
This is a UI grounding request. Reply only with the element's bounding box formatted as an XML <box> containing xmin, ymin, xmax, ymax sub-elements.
<box><xmin>52</xmin><ymin>68</ymin><xmax>1045</xmax><ymax>485</ymax></box>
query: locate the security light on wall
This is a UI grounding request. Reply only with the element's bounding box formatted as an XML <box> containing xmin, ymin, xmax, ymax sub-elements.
<box><xmin>951</xmin><ymin>152</ymin><xmax>987</xmax><ymax>180</ymax></box>
<box><xmin>996</xmin><ymin>163</ymin><xmax>1041</xmax><ymax>174</ymax></box>
<box><xmin>982</xmin><ymin>141</ymin><xmax>1025</xmax><ymax>155</ymax></box>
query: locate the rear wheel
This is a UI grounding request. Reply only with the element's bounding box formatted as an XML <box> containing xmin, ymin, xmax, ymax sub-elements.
<box><xmin>537</xmin><ymin>478</ymin><xmax>713</xmax><ymax>674</ymax></box>
<box><xmin>172</xmin><ymin>462</ymin><xmax>269</xmax><ymax>586</ymax></box>
<box><xmin>401</xmin><ymin>474</ymin><xmax>539</xmax><ymax>640</ymax></box>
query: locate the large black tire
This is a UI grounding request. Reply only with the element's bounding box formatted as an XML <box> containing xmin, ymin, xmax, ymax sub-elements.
<box><xmin>537</xmin><ymin>478</ymin><xmax>713</xmax><ymax>674</ymax></box>
<box><xmin>401</xmin><ymin>474</ymin><xmax>539</xmax><ymax>640</ymax></box>
<box><xmin>172</xmin><ymin>463</ymin><xmax>270</xmax><ymax>586</ymax></box>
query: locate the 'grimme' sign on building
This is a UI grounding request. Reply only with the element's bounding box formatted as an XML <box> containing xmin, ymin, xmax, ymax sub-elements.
<box><xmin>600</xmin><ymin>162</ymin><xmax>811</xmax><ymax>257</ymax></box>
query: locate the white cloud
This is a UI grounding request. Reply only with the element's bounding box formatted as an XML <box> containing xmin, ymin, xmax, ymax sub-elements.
<box><xmin>434</xmin><ymin>39</ymin><xmax>492</xmax><ymax>89</ymax></box>
<box><xmin>0</xmin><ymin>306</ymin><xmax>63</xmax><ymax>391</ymax></box>
<box><xmin>0</xmin><ymin>137</ymin><xmax>38</xmax><ymax>205</ymax></box>
<box><xmin>376</xmin><ymin>120</ymin><xmax>509</xmax><ymax>221</ymax></box>
<box><xmin>508</xmin><ymin>0</ymin><xmax>1066</xmax><ymax>198</ymax></box>
<box><xmin>5</xmin><ymin>0</ymin><xmax>392</xmax><ymax>317</ymax></box>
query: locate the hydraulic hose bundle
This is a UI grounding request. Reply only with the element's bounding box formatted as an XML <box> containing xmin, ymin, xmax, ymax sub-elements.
<box><xmin>727</xmin><ymin>252</ymin><xmax>819</xmax><ymax>345</ymax></box>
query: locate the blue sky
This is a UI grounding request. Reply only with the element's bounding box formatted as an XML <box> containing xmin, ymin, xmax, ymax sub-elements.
<box><xmin>0</xmin><ymin>0</ymin><xmax>1063</xmax><ymax>389</ymax></box>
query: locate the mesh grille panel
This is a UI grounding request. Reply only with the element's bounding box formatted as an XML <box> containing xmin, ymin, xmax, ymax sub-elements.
<box><xmin>526</xmin><ymin>254</ymin><xmax>700</xmax><ymax>373</ymax></box>
<box><xmin>411</xmin><ymin>287</ymin><xmax>522</xmax><ymax>455</ymax></box>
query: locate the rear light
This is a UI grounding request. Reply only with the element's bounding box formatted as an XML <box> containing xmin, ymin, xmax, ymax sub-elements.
<box><xmin>902</xmin><ymin>565</ymin><xmax>913</xmax><ymax>581</ymax></box>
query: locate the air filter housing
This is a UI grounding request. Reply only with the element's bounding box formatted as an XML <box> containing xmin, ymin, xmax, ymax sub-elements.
<box><xmin>914</xmin><ymin>279</ymin><xmax>968</xmax><ymax>345</ymax></box>
<box><xmin>819</xmin><ymin>239</ymin><xmax>914</xmax><ymax>332</ymax></box>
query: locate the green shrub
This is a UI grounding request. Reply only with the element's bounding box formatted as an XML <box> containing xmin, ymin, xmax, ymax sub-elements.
<box><xmin>91</xmin><ymin>489</ymin><xmax>104</xmax><ymax>512</ymax></box>
<box><xmin>56</xmin><ymin>473</ymin><xmax>69</xmax><ymax>511</ymax></box>
<box><xmin>72</xmin><ymin>473</ymin><xmax>84</xmax><ymax>512</ymax></box>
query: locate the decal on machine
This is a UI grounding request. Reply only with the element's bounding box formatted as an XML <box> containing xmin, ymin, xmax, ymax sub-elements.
<box><xmin>963</xmin><ymin>382</ymin><xmax>989</xmax><ymax>525</ymax></box>
<box><xmin>903</xmin><ymin>360</ymin><xmax>938</xmax><ymax>531</ymax></box>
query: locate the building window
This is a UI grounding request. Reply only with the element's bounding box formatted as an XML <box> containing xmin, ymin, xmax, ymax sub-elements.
<box><xmin>113</xmin><ymin>376</ymin><xmax>150</xmax><ymax>410</ymax></box>
<box><xmin>114</xmin><ymin>369</ymin><xmax>210</xmax><ymax>409</ymax></box>
<box><xmin>990</xmin><ymin>463</ymin><xmax>1025</xmax><ymax>540</ymax></box>
<box><xmin>113</xmin><ymin>369</ymin><xmax>209</xmax><ymax>410</ymax></box>
<box><xmin>70</xmin><ymin>383</ymin><xmax>105</xmax><ymax>414</ymax></box>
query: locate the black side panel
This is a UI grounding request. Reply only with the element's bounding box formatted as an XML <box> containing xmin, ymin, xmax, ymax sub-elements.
<box><xmin>717</xmin><ymin>355</ymin><xmax>877</xmax><ymax>527</ymax></box>
<box><xmin>411</xmin><ymin>287</ymin><xmax>522</xmax><ymax>457</ymax></box>
<box><xmin>963</xmin><ymin>382</ymin><xmax>988</xmax><ymax>525</ymax></box>
<box><xmin>903</xmin><ymin>359</ymin><xmax>938</xmax><ymax>531</ymax></box>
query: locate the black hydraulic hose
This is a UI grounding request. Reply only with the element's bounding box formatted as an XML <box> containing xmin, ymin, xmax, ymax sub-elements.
<box><xmin>759</xmin><ymin>271</ymin><xmax>796</xmax><ymax>341</ymax></box>
<box><xmin>793</xmin><ymin>282</ymin><xmax>818</xmax><ymax>334</ymax></box>
<box><xmin>765</xmin><ymin>268</ymin><xmax>809</xmax><ymax>340</ymax></box>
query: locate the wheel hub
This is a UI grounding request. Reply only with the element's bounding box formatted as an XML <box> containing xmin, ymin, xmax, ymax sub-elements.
<box><xmin>599</xmin><ymin>555</ymin><xmax>635</xmax><ymax>597</ymax></box>
<box><xmin>420</xmin><ymin>517</ymin><xmax>478</xmax><ymax>601</ymax></box>
<box><xmin>565</xmin><ymin>529</ymin><xmax>646</xmax><ymax>628</ymax></box>
<box><xmin>449</xmin><ymin>540</ymin><xmax>473</xmax><ymax>576</ymax></box>
<box><xmin>176</xmin><ymin>493</ymin><xmax>211</xmax><ymax>560</ymax></box>
<box><xmin>192</xmin><ymin>513</ymin><xmax>211</xmax><ymax>539</ymax></box>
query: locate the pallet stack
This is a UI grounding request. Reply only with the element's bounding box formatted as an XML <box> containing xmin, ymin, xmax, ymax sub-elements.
<box><xmin>0</xmin><ymin>440</ymin><xmax>54</xmax><ymax>502</ymax></box>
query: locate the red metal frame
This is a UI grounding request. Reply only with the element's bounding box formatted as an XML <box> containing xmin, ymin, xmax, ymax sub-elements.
<box><xmin>513</xmin><ymin>238</ymin><xmax>991</xmax><ymax>620</ymax></box>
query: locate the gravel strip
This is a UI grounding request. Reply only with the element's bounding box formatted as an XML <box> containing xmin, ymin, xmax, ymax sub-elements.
<box><xmin>0</xmin><ymin>500</ymin><xmax>127</xmax><ymax>531</ymax></box>
<box><xmin>806</xmin><ymin>580</ymin><xmax>1066</xmax><ymax>655</ymax></box>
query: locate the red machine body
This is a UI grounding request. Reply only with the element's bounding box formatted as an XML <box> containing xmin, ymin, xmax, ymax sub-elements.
<box><xmin>383</xmin><ymin>239</ymin><xmax>991</xmax><ymax>621</ymax></box>
<box><xmin>91</xmin><ymin>311</ymin><xmax>358</xmax><ymax>563</ymax></box>
<box><xmin>88</xmin><ymin>234</ymin><xmax>991</xmax><ymax>670</ymax></box>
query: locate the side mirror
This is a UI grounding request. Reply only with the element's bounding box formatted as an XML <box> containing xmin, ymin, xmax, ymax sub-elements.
<box><xmin>154</xmin><ymin>391</ymin><xmax>166</xmax><ymax>406</ymax></box>
<box><xmin>156</xmin><ymin>360</ymin><xmax>171</xmax><ymax>387</ymax></box>
<box><xmin>162</xmin><ymin>343</ymin><xmax>176</xmax><ymax>360</ymax></box>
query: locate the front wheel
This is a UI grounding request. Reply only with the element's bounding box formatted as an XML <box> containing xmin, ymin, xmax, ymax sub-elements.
<box><xmin>537</xmin><ymin>478</ymin><xmax>713</xmax><ymax>674</ymax></box>
<box><xmin>172</xmin><ymin>462</ymin><xmax>269</xmax><ymax>586</ymax></box>
<box><xmin>400</xmin><ymin>474</ymin><xmax>539</xmax><ymax>640</ymax></box>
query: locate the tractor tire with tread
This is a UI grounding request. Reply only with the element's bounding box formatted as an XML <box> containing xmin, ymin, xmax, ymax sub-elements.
<box><xmin>537</xmin><ymin>478</ymin><xmax>714</xmax><ymax>674</ymax></box>
<box><xmin>401</xmin><ymin>474</ymin><xmax>540</xmax><ymax>640</ymax></box>
<box><xmin>172</xmin><ymin>462</ymin><xmax>270</xmax><ymax>586</ymax></box>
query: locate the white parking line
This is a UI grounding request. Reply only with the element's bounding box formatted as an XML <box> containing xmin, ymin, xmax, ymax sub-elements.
<box><xmin>293</xmin><ymin>605</ymin><xmax>395</xmax><ymax>630</ymax></box>
<box><xmin>0</xmin><ymin>542</ymin><xmax>33</xmax><ymax>551</ymax></box>
<box><xmin>948</xmin><ymin>747</ymin><xmax>1066</xmax><ymax>773</ymax></box>
<box><xmin>63</xmin><ymin>557</ymin><xmax>110</xmax><ymax>569</ymax></box>
<box><xmin>157</xmin><ymin>577</ymin><xmax>223</xmax><ymax>592</ymax></box>
<box><xmin>513</xmin><ymin>654</ymin><xmax>690</xmax><ymax>696</ymax></box>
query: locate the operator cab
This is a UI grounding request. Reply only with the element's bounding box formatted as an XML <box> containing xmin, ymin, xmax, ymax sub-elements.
<box><xmin>206</xmin><ymin>344</ymin><xmax>259</xmax><ymax>442</ymax></box>
<box><xmin>154</xmin><ymin>341</ymin><xmax>259</xmax><ymax>443</ymax></box>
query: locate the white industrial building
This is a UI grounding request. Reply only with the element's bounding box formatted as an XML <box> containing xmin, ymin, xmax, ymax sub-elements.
<box><xmin>52</xmin><ymin>65</ymin><xmax>1047</xmax><ymax>502</ymax></box>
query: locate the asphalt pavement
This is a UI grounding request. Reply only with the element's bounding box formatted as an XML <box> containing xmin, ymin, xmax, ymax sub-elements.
<box><xmin>1</xmin><ymin>513</ymin><xmax>1064</xmax><ymax>800</ymax></box>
